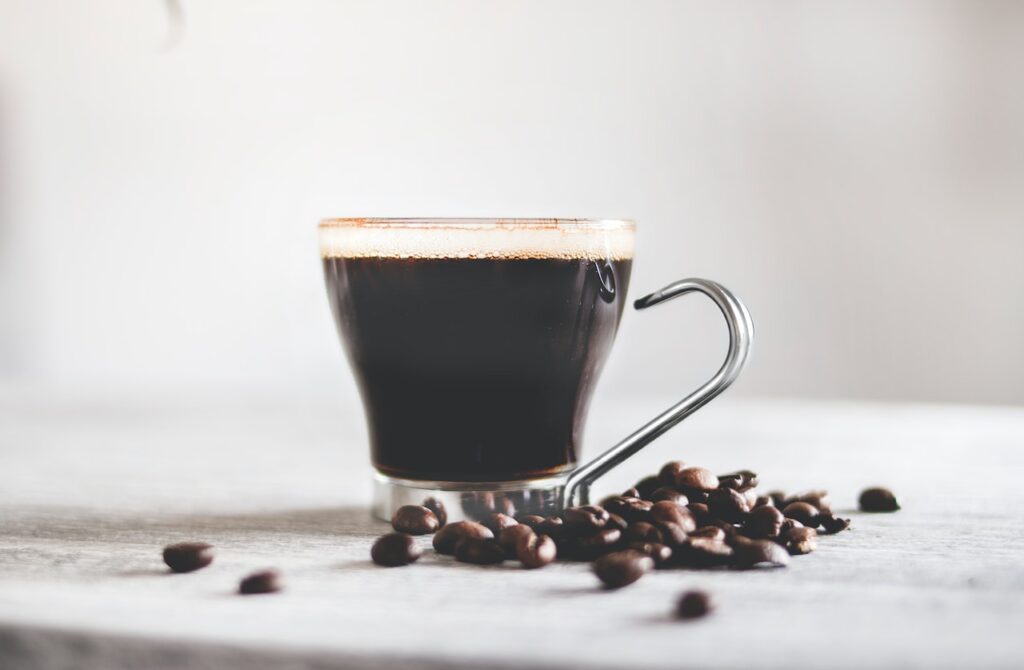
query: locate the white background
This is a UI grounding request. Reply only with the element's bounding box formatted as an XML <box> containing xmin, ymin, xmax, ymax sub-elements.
<box><xmin>1</xmin><ymin>0</ymin><xmax>1022</xmax><ymax>407</ymax></box>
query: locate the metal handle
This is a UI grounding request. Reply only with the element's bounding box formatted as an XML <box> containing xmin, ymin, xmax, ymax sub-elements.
<box><xmin>561</xmin><ymin>278</ymin><xmax>754</xmax><ymax>507</ymax></box>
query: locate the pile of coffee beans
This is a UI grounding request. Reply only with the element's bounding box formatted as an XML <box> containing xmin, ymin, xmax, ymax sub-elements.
<box><xmin>371</xmin><ymin>460</ymin><xmax>901</xmax><ymax>618</ymax></box>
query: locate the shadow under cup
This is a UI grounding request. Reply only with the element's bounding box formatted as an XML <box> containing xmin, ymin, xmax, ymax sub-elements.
<box><xmin>320</xmin><ymin>219</ymin><xmax>635</xmax><ymax>516</ymax></box>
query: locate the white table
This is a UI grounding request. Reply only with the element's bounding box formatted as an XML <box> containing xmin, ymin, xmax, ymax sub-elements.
<box><xmin>2</xmin><ymin>385</ymin><xmax>1023</xmax><ymax>669</ymax></box>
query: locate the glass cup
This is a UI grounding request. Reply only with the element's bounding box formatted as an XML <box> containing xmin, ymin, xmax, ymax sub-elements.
<box><xmin>319</xmin><ymin>218</ymin><xmax>753</xmax><ymax>521</ymax></box>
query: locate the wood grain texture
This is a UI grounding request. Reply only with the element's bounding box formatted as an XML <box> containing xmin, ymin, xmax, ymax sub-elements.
<box><xmin>1</xmin><ymin>386</ymin><xmax>1023</xmax><ymax>669</ymax></box>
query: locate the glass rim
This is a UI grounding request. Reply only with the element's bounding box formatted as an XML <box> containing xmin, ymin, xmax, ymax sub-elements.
<box><xmin>318</xmin><ymin>217</ymin><xmax>635</xmax><ymax>230</ymax></box>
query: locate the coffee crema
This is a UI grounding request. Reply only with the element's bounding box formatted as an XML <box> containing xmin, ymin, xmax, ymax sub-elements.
<box><xmin>320</xmin><ymin>220</ymin><xmax>634</xmax><ymax>482</ymax></box>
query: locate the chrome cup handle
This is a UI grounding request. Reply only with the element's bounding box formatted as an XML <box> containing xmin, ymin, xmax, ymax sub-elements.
<box><xmin>562</xmin><ymin>278</ymin><xmax>754</xmax><ymax>508</ymax></box>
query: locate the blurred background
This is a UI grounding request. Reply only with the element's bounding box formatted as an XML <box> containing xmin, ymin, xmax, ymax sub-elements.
<box><xmin>1</xmin><ymin>0</ymin><xmax>1022</xmax><ymax>409</ymax></box>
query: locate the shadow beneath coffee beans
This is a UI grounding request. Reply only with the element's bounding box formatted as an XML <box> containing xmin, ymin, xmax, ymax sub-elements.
<box><xmin>115</xmin><ymin>568</ymin><xmax>173</xmax><ymax>577</ymax></box>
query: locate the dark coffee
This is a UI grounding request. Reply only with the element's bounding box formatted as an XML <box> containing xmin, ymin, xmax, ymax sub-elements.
<box><xmin>323</xmin><ymin>252</ymin><xmax>632</xmax><ymax>481</ymax></box>
<box><xmin>320</xmin><ymin>222</ymin><xmax>634</xmax><ymax>482</ymax></box>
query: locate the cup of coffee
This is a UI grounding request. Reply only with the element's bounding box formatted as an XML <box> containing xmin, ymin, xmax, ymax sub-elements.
<box><xmin>319</xmin><ymin>219</ymin><xmax>753</xmax><ymax>521</ymax></box>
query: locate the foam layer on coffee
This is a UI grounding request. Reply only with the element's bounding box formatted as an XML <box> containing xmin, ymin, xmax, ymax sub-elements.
<box><xmin>319</xmin><ymin>220</ymin><xmax>634</xmax><ymax>260</ymax></box>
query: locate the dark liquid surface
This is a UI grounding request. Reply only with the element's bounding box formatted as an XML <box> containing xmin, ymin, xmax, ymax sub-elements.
<box><xmin>323</xmin><ymin>255</ymin><xmax>632</xmax><ymax>481</ymax></box>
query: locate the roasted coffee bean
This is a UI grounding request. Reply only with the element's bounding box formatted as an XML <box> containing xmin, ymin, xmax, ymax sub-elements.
<box><xmin>687</xmin><ymin>502</ymin><xmax>713</xmax><ymax>526</ymax></box>
<box><xmin>689</xmin><ymin>526</ymin><xmax>727</xmax><ymax>542</ymax></box>
<box><xmin>819</xmin><ymin>513</ymin><xmax>851</xmax><ymax>534</ymax></box>
<box><xmin>634</xmin><ymin>475</ymin><xmax>662</xmax><ymax>499</ymax></box>
<box><xmin>454</xmin><ymin>537</ymin><xmax>505</xmax><ymax>564</ymax></box>
<box><xmin>859</xmin><ymin>487</ymin><xmax>900</xmax><ymax>512</ymax></box>
<box><xmin>650</xmin><ymin>501</ymin><xmax>697</xmax><ymax>532</ymax></box>
<box><xmin>718</xmin><ymin>469</ymin><xmax>759</xmax><ymax>491</ymax></box>
<box><xmin>514</xmin><ymin>514</ymin><xmax>546</xmax><ymax>530</ymax></box>
<box><xmin>674</xmin><ymin>466</ymin><xmax>719</xmax><ymax>494</ymax></box>
<box><xmin>606</xmin><ymin>513</ymin><xmax>629</xmax><ymax>532</ymax></box>
<box><xmin>777</xmin><ymin>518</ymin><xmax>803</xmax><ymax>541</ymax></box>
<box><xmin>162</xmin><ymin>542</ymin><xmax>214</xmax><ymax>573</ymax></box>
<box><xmin>536</xmin><ymin>516</ymin><xmax>566</xmax><ymax>539</ymax></box>
<box><xmin>516</xmin><ymin>533</ymin><xmax>557</xmax><ymax>569</ymax></box>
<box><xmin>422</xmin><ymin>497</ymin><xmax>447</xmax><ymax>527</ymax></box>
<box><xmin>495</xmin><ymin>495</ymin><xmax>517</xmax><ymax>517</ymax></box>
<box><xmin>627</xmin><ymin>541</ymin><xmax>673</xmax><ymax>567</ymax></box>
<box><xmin>658</xmin><ymin>460</ymin><xmax>687</xmax><ymax>487</ymax></box>
<box><xmin>621</xmin><ymin>487</ymin><xmax>641</xmax><ymax>498</ymax></box>
<box><xmin>432</xmin><ymin>521</ymin><xmax>493</xmax><ymax>555</ymax></box>
<box><xmin>650</xmin><ymin>487</ymin><xmax>689</xmax><ymax>506</ymax></box>
<box><xmin>732</xmin><ymin>539</ymin><xmax>790</xmax><ymax>569</ymax></box>
<box><xmin>563</xmin><ymin>505</ymin><xmax>610</xmax><ymax>531</ymax></box>
<box><xmin>593</xmin><ymin>550</ymin><xmax>654</xmax><ymax>589</ymax></box>
<box><xmin>784</xmin><ymin>526</ymin><xmax>818</xmax><ymax>555</ymax></box>
<box><xmin>239</xmin><ymin>569</ymin><xmax>283</xmax><ymax>595</ymax></box>
<box><xmin>708</xmin><ymin>488</ymin><xmax>750</xmax><ymax>523</ymax></box>
<box><xmin>766</xmin><ymin>490</ymin><xmax>788</xmax><ymax>508</ymax></box>
<box><xmin>571</xmin><ymin>528</ymin><xmax>623</xmax><ymax>560</ymax></box>
<box><xmin>754</xmin><ymin>495</ymin><xmax>774</xmax><ymax>508</ymax></box>
<box><xmin>603</xmin><ymin>496</ymin><xmax>653</xmax><ymax>523</ymax></box>
<box><xmin>743</xmin><ymin>489</ymin><xmax>758</xmax><ymax>509</ymax></box>
<box><xmin>391</xmin><ymin>505</ymin><xmax>440</xmax><ymax>535</ymax></box>
<box><xmin>481</xmin><ymin>513</ymin><xmax>518</xmax><ymax>536</ymax></box>
<box><xmin>656</xmin><ymin>521</ymin><xmax>691</xmax><ymax>548</ymax></box>
<box><xmin>371</xmin><ymin>533</ymin><xmax>422</xmax><ymax>566</ymax></box>
<box><xmin>624</xmin><ymin>521</ymin><xmax>663</xmax><ymax>544</ymax></box>
<box><xmin>676</xmin><ymin>590</ymin><xmax>714</xmax><ymax>620</ymax></box>
<box><xmin>786</xmin><ymin>490</ymin><xmax>832</xmax><ymax>514</ymax></box>
<box><xmin>782</xmin><ymin>502</ymin><xmax>820</xmax><ymax>528</ymax></box>
<box><xmin>745</xmin><ymin>505</ymin><xmax>785</xmax><ymax>539</ymax></box>
<box><xmin>498</xmin><ymin>524</ymin><xmax>536</xmax><ymax>555</ymax></box>
<box><xmin>674</xmin><ymin>537</ymin><xmax>733</xmax><ymax>568</ymax></box>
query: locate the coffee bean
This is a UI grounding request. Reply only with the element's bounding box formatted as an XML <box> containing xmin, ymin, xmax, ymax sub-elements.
<box><xmin>782</xmin><ymin>502</ymin><xmax>820</xmax><ymax>528</ymax></box>
<box><xmin>162</xmin><ymin>542</ymin><xmax>214</xmax><ymax>573</ymax></box>
<box><xmin>621</xmin><ymin>487</ymin><xmax>641</xmax><ymax>498</ymax></box>
<box><xmin>563</xmin><ymin>505</ymin><xmax>610</xmax><ymax>531</ymax></box>
<box><xmin>859</xmin><ymin>487</ymin><xmax>900</xmax><ymax>512</ymax></box>
<box><xmin>514</xmin><ymin>514</ymin><xmax>546</xmax><ymax>530</ymax></box>
<box><xmin>753</xmin><ymin>495</ymin><xmax>774</xmax><ymax>508</ymax></box>
<box><xmin>516</xmin><ymin>533</ymin><xmax>557</xmax><ymax>569</ymax></box>
<box><xmin>708</xmin><ymin>488</ymin><xmax>750</xmax><ymax>523</ymax></box>
<box><xmin>777</xmin><ymin>518</ymin><xmax>803</xmax><ymax>541</ymax></box>
<box><xmin>650</xmin><ymin>487</ymin><xmax>689</xmax><ymax>506</ymax></box>
<box><xmin>656</xmin><ymin>521</ymin><xmax>691</xmax><ymax>548</ymax></box>
<box><xmin>674</xmin><ymin>466</ymin><xmax>719</xmax><ymax>494</ymax></box>
<box><xmin>745</xmin><ymin>505</ymin><xmax>785</xmax><ymax>539</ymax></box>
<box><xmin>391</xmin><ymin>505</ymin><xmax>440</xmax><ymax>535</ymax></box>
<box><xmin>743</xmin><ymin>489</ymin><xmax>758</xmax><ymax>509</ymax></box>
<box><xmin>498</xmin><ymin>524</ymin><xmax>536</xmax><ymax>555</ymax></box>
<box><xmin>634</xmin><ymin>475</ymin><xmax>662</xmax><ymax>499</ymax></box>
<box><xmin>650</xmin><ymin>501</ymin><xmax>697</xmax><ymax>533</ymax></box>
<box><xmin>239</xmin><ymin>569</ymin><xmax>283</xmax><ymax>595</ymax></box>
<box><xmin>604</xmin><ymin>497</ymin><xmax>654</xmax><ymax>523</ymax></box>
<box><xmin>819</xmin><ymin>513</ymin><xmax>852</xmax><ymax>534</ymax></box>
<box><xmin>624</xmin><ymin>521</ymin><xmax>663</xmax><ymax>544</ymax></box>
<box><xmin>422</xmin><ymin>497</ymin><xmax>447</xmax><ymax>527</ymax></box>
<box><xmin>571</xmin><ymin>527</ymin><xmax>622</xmax><ymax>560</ymax></box>
<box><xmin>432</xmin><ymin>521</ymin><xmax>493</xmax><ymax>555</ymax></box>
<box><xmin>658</xmin><ymin>460</ymin><xmax>686</xmax><ymax>487</ymax></box>
<box><xmin>481</xmin><ymin>513</ymin><xmax>518</xmax><ymax>536</ymax></box>
<box><xmin>689</xmin><ymin>526</ymin><xmax>727</xmax><ymax>542</ymax></box>
<box><xmin>784</xmin><ymin>526</ymin><xmax>818</xmax><ymax>555</ymax></box>
<box><xmin>687</xmin><ymin>502</ymin><xmax>713</xmax><ymax>526</ymax></box>
<box><xmin>766</xmin><ymin>490</ymin><xmax>787</xmax><ymax>508</ymax></box>
<box><xmin>674</xmin><ymin>537</ymin><xmax>733</xmax><ymax>568</ymax></box>
<box><xmin>454</xmin><ymin>537</ymin><xmax>505</xmax><ymax>565</ymax></box>
<box><xmin>732</xmin><ymin>539</ymin><xmax>790</xmax><ymax>569</ymax></box>
<box><xmin>627</xmin><ymin>541</ymin><xmax>673</xmax><ymax>567</ymax></box>
<box><xmin>593</xmin><ymin>550</ymin><xmax>654</xmax><ymax>589</ymax></box>
<box><xmin>536</xmin><ymin>516</ymin><xmax>566</xmax><ymax>539</ymax></box>
<box><xmin>606</xmin><ymin>513</ymin><xmax>629</xmax><ymax>532</ymax></box>
<box><xmin>676</xmin><ymin>590</ymin><xmax>714</xmax><ymax>620</ymax></box>
<box><xmin>786</xmin><ymin>490</ymin><xmax>832</xmax><ymax>514</ymax></box>
<box><xmin>371</xmin><ymin>532</ymin><xmax>422</xmax><ymax>566</ymax></box>
<box><xmin>718</xmin><ymin>469</ymin><xmax>759</xmax><ymax>491</ymax></box>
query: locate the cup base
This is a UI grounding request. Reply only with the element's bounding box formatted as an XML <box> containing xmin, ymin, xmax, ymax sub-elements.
<box><xmin>372</xmin><ymin>472</ymin><xmax>569</xmax><ymax>523</ymax></box>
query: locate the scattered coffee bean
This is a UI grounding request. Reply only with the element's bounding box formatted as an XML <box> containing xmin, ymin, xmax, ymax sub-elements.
<box><xmin>689</xmin><ymin>525</ymin><xmax>727</xmax><ymax>542</ymax></box>
<box><xmin>708</xmin><ymin>488</ymin><xmax>750</xmax><ymax>523</ymax></box>
<box><xmin>432</xmin><ymin>521</ymin><xmax>493</xmax><ymax>555</ymax></box>
<box><xmin>635</xmin><ymin>475</ymin><xmax>662</xmax><ymax>499</ymax></box>
<box><xmin>514</xmin><ymin>514</ymin><xmax>546</xmax><ymax>530</ymax></box>
<box><xmin>658</xmin><ymin>460</ymin><xmax>687</xmax><ymax>487</ymax></box>
<box><xmin>859</xmin><ymin>487</ymin><xmax>900</xmax><ymax>512</ymax></box>
<box><xmin>733</xmin><ymin>539</ymin><xmax>790</xmax><ymax>569</ymax></box>
<box><xmin>784</xmin><ymin>526</ymin><xmax>818</xmax><ymax>555</ymax></box>
<box><xmin>391</xmin><ymin>505</ymin><xmax>440</xmax><ymax>535</ymax></box>
<box><xmin>650</xmin><ymin>487</ymin><xmax>689</xmax><ymax>506</ymax></box>
<box><xmin>422</xmin><ymin>497</ymin><xmax>447</xmax><ymax>527</ymax></box>
<box><xmin>674</xmin><ymin>466</ymin><xmax>719</xmax><ymax>494</ymax></box>
<box><xmin>786</xmin><ymin>490</ymin><xmax>832</xmax><ymax>514</ymax></box>
<box><xmin>819</xmin><ymin>513</ymin><xmax>851</xmax><ymax>534</ymax></box>
<box><xmin>745</xmin><ymin>505</ymin><xmax>785</xmax><ymax>539</ymax></box>
<box><xmin>498</xmin><ymin>524</ymin><xmax>536</xmax><ymax>555</ymax></box>
<box><xmin>516</xmin><ymin>533</ymin><xmax>557</xmax><ymax>569</ymax></box>
<box><xmin>676</xmin><ymin>590</ymin><xmax>714</xmax><ymax>620</ymax></box>
<box><xmin>481</xmin><ymin>513</ymin><xmax>518</xmax><ymax>536</ymax></box>
<box><xmin>621</xmin><ymin>487</ymin><xmax>641</xmax><ymax>498</ymax></box>
<box><xmin>593</xmin><ymin>550</ymin><xmax>654</xmax><ymax>589</ymax></box>
<box><xmin>625</xmin><ymin>521</ymin><xmax>663</xmax><ymax>544</ymax></box>
<box><xmin>162</xmin><ymin>542</ymin><xmax>214</xmax><ymax>573</ymax></box>
<box><xmin>718</xmin><ymin>469</ymin><xmax>758</xmax><ymax>491</ymax></box>
<box><xmin>454</xmin><ymin>537</ymin><xmax>505</xmax><ymax>564</ymax></box>
<box><xmin>674</xmin><ymin>537</ymin><xmax>733</xmax><ymax>568</ymax></box>
<box><xmin>777</xmin><ymin>518</ymin><xmax>803</xmax><ymax>541</ymax></box>
<box><xmin>782</xmin><ymin>501</ymin><xmax>820</xmax><ymax>528</ymax></box>
<box><xmin>239</xmin><ymin>569</ymin><xmax>283</xmax><ymax>595</ymax></box>
<box><xmin>627</xmin><ymin>541</ymin><xmax>673</xmax><ymax>567</ymax></box>
<box><xmin>371</xmin><ymin>533</ymin><xmax>422</xmax><ymax>566</ymax></box>
<box><xmin>650</xmin><ymin>501</ymin><xmax>697</xmax><ymax>533</ymax></box>
<box><xmin>563</xmin><ymin>505</ymin><xmax>610</xmax><ymax>532</ymax></box>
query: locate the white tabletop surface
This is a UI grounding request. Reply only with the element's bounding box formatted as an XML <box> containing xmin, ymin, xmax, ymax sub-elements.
<box><xmin>1</xmin><ymin>384</ymin><xmax>1023</xmax><ymax>669</ymax></box>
